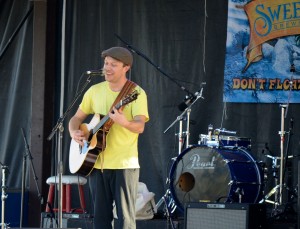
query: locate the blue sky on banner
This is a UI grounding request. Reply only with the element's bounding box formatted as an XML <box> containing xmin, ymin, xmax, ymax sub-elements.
<box><xmin>224</xmin><ymin>0</ymin><xmax>300</xmax><ymax>103</ymax></box>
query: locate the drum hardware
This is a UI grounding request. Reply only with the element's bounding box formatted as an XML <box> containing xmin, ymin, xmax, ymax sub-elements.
<box><xmin>259</xmin><ymin>184</ymin><xmax>280</xmax><ymax>205</ymax></box>
<box><xmin>235</xmin><ymin>187</ymin><xmax>244</xmax><ymax>203</ymax></box>
<box><xmin>260</xmin><ymin>135</ymin><xmax>294</xmax><ymax>209</ymax></box>
<box><xmin>224</xmin><ymin>159</ymin><xmax>257</xmax><ymax>164</ymax></box>
<box><xmin>199</xmin><ymin>127</ymin><xmax>251</xmax><ymax>150</ymax></box>
<box><xmin>155</xmin><ymin>189</ymin><xmax>177</xmax><ymax>229</ymax></box>
<box><xmin>229</xmin><ymin>180</ymin><xmax>262</xmax><ymax>185</ymax></box>
<box><xmin>259</xmin><ymin>153</ymin><xmax>281</xmax><ymax>206</ymax></box>
<box><xmin>256</xmin><ymin>159</ymin><xmax>268</xmax><ymax>182</ymax></box>
<box><xmin>213</xmin><ymin>128</ymin><xmax>237</xmax><ymax>136</ymax></box>
<box><xmin>207</xmin><ymin>124</ymin><xmax>213</xmax><ymax>141</ymax></box>
<box><xmin>155</xmin><ymin>157</ymin><xmax>178</xmax><ymax>229</ymax></box>
<box><xmin>263</xmin><ymin>105</ymin><xmax>294</xmax><ymax>211</ymax></box>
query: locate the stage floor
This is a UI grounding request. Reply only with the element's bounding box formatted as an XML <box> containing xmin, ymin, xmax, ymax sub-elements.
<box><xmin>39</xmin><ymin>203</ymin><xmax>297</xmax><ymax>229</ymax></box>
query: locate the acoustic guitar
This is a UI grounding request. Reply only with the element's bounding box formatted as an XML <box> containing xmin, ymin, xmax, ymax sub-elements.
<box><xmin>69</xmin><ymin>90</ymin><xmax>139</xmax><ymax>176</ymax></box>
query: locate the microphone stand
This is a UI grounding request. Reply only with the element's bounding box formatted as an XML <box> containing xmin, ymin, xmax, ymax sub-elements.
<box><xmin>277</xmin><ymin>104</ymin><xmax>286</xmax><ymax>206</ymax></box>
<box><xmin>47</xmin><ymin>73</ymin><xmax>95</xmax><ymax>228</ymax></box>
<box><xmin>0</xmin><ymin>161</ymin><xmax>9</xmax><ymax>229</ymax></box>
<box><xmin>20</xmin><ymin>128</ymin><xmax>43</xmax><ymax>227</ymax></box>
<box><xmin>164</xmin><ymin>87</ymin><xmax>205</xmax><ymax>154</ymax></box>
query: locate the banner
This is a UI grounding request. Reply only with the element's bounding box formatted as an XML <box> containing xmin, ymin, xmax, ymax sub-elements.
<box><xmin>224</xmin><ymin>0</ymin><xmax>300</xmax><ymax>103</ymax></box>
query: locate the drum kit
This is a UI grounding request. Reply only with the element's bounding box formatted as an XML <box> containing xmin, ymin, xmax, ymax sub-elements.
<box><xmin>156</xmin><ymin>96</ymin><xmax>296</xmax><ymax>227</ymax></box>
<box><xmin>157</xmin><ymin>126</ymin><xmax>264</xmax><ymax>215</ymax></box>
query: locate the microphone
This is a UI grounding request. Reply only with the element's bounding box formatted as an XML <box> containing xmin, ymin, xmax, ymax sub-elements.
<box><xmin>85</xmin><ymin>69</ymin><xmax>104</xmax><ymax>75</ymax></box>
<box><xmin>178</xmin><ymin>94</ymin><xmax>195</xmax><ymax>111</ymax></box>
<box><xmin>178</xmin><ymin>89</ymin><xmax>203</xmax><ymax>111</ymax></box>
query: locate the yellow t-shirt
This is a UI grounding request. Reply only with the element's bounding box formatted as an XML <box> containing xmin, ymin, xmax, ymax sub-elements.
<box><xmin>79</xmin><ymin>81</ymin><xmax>149</xmax><ymax>169</ymax></box>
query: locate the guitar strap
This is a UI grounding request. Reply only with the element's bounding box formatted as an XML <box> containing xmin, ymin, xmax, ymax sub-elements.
<box><xmin>104</xmin><ymin>80</ymin><xmax>137</xmax><ymax>131</ymax></box>
<box><xmin>100</xmin><ymin>80</ymin><xmax>137</xmax><ymax>156</ymax></box>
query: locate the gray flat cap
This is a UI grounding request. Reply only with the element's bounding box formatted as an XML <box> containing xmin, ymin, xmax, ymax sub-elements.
<box><xmin>101</xmin><ymin>47</ymin><xmax>133</xmax><ymax>66</ymax></box>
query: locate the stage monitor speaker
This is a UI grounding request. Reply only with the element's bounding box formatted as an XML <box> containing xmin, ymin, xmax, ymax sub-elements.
<box><xmin>41</xmin><ymin>212</ymin><xmax>93</xmax><ymax>229</ymax></box>
<box><xmin>184</xmin><ymin>202</ymin><xmax>266</xmax><ymax>229</ymax></box>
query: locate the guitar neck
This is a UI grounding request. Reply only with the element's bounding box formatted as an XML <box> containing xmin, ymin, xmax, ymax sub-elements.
<box><xmin>92</xmin><ymin>114</ymin><xmax>109</xmax><ymax>135</ymax></box>
<box><xmin>91</xmin><ymin>103</ymin><xmax>122</xmax><ymax>135</ymax></box>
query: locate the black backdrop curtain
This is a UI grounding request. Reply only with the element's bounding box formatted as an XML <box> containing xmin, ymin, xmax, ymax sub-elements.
<box><xmin>62</xmin><ymin>0</ymin><xmax>300</xmax><ymax>209</ymax></box>
<box><xmin>62</xmin><ymin>0</ymin><xmax>230</xmax><ymax>207</ymax></box>
<box><xmin>0</xmin><ymin>0</ymin><xmax>33</xmax><ymax>188</ymax></box>
<box><xmin>0</xmin><ymin>0</ymin><xmax>299</xmax><ymax>217</ymax></box>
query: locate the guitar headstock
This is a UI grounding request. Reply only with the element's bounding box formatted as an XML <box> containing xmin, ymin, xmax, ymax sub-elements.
<box><xmin>119</xmin><ymin>90</ymin><xmax>139</xmax><ymax>108</ymax></box>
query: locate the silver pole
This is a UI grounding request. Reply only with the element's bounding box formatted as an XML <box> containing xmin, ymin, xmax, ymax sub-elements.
<box><xmin>186</xmin><ymin>108</ymin><xmax>191</xmax><ymax>148</ymax></box>
<box><xmin>278</xmin><ymin>104</ymin><xmax>287</xmax><ymax>205</ymax></box>
<box><xmin>1</xmin><ymin>166</ymin><xmax>8</xmax><ymax>229</ymax></box>
<box><xmin>178</xmin><ymin>119</ymin><xmax>183</xmax><ymax>155</ymax></box>
<box><xmin>57</xmin><ymin>125</ymin><xmax>64</xmax><ymax>228</ymax></box>
<box><xmin>58</xmin><ymin>0</ymin><xmax>66</xmax><ymax>226</ymax></box>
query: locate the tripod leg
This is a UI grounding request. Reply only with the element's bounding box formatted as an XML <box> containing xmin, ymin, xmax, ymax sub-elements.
<box><xmin>155</xmin><ymin>189</ymin><xmax>177</xmax><ymax>229</ymax></box>
<box><xmin>259</xmin><ymin>184</ymin><xmax>280</xmax><ymax>204</ymax></box>
<box><xmin>162</xmin><ymin>196</ymin><xmax>175</xmax><ymax>229</ymax></box>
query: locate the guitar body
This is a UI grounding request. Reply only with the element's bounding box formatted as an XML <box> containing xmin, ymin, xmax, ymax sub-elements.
<box><xmin>69</xmin><ymin>114</ymin><xmax>106</xmax><ymax>176</ymax></box>
<box><xmin>69</xmin><ymin>90</ymin><xmax>139</xmax><ymax>176</ymax></box>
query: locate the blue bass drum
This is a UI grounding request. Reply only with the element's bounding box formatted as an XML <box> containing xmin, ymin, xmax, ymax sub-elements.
<box><xmin>169</xmin><ymin>145</ymin><xmax>263</xmax><ymax>212</ymax></box>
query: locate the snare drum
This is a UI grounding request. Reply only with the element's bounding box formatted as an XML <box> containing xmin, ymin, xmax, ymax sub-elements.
<box><xmin>219</xmin><ymin>135</ymin><xmax>251</xmax><ymax>149</ymax></box>
<box><xmin>169</xmin><ymin>145</ymin><xmax>263</xmax><ymax>212</ymax></box>
<box><xmin>199</xmin><ymin>134</ymin><xmax>251</xmax><ymax>149</ymax></box>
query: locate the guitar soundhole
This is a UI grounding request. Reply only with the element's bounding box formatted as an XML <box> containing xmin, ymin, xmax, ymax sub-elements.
<box><xmin>87</xmin><ymin>129</ymin><xmax>95</xmax><ymax>141</ymax></box>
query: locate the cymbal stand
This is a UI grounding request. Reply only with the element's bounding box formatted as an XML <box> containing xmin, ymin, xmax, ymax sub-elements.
<box><xmin>0</xmin><ymin>162</ymin><xmax>9</xmax><ymax>229</ymax></box>
<box><xmin>260</xmin><ymin>105</ymin><xmax>292</xmax><ymax>209</ymax></box>
<box><xmin>259</xmin><ymin>105</ymin><xmax>287</xmax><ymax>208</ymax></box>
<box><xmin>275</xmin><ymin>65</ymin><xmax>295</xmax><ymax>206</ymax></box>
<box><xmin>259</xmin><ymin>154</ymin><xmax>280</xmax><ymax>205</ymax></box>
<box><xmin>278</xmin><ymin>104</ymin><xmax>287</xmax><ymax>206</ymax></box>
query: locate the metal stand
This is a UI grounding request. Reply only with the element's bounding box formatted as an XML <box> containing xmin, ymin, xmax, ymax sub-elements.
<box><xmin>155</xmin><ymin>190</ymin><xmax>176</xmax><ymax>229</ymax></box>
<box><xmin>164</xmin><ymin>87</ymin><xmax>205</xmax><ymax>153</ymax></box>
<box><xmin>258</xmin><ymin>104</ymin><xmax>287</xmax><ymax>208</ymax></box>
<box><xmin>278</xmin><ymin>104</ymin><xmax>286</xmax><ymax>205</ymax></box>
<box><xmin>155</xmin><ymin>87</ymin><xmax>205</xmax><ymax>225</ymax></box>
<box><xmin>175</xmin><ymin>109</ymin><xmax>191</xmax><ymax>155</ymax></box>
<box><xmin>0</xmin><ymin>163</ymin><xmax>9</xmax><ymax>229</ymax></box>
<box><xmin>261</xmin><ymin>66</ymin><xmax>296</xmax><ymax>209</ymax></box>
<box><xmin>259</xmin><ymin>154</ymin><xmax>280</xmax><ymax>205</ymax></box>
<box><xmin>259</xmin><ymin>104</ymin><xmax>295</xmax><ymax>214</ymax></box>
<box><xmin>20</xmin><ymin>128</ymin><xmax>43</xmax><ymax>227</ymax></box>
<box><xmin>47</xmin><ymin>73</ymin><xmax>95</xmax><ymax>228</ymax></box>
